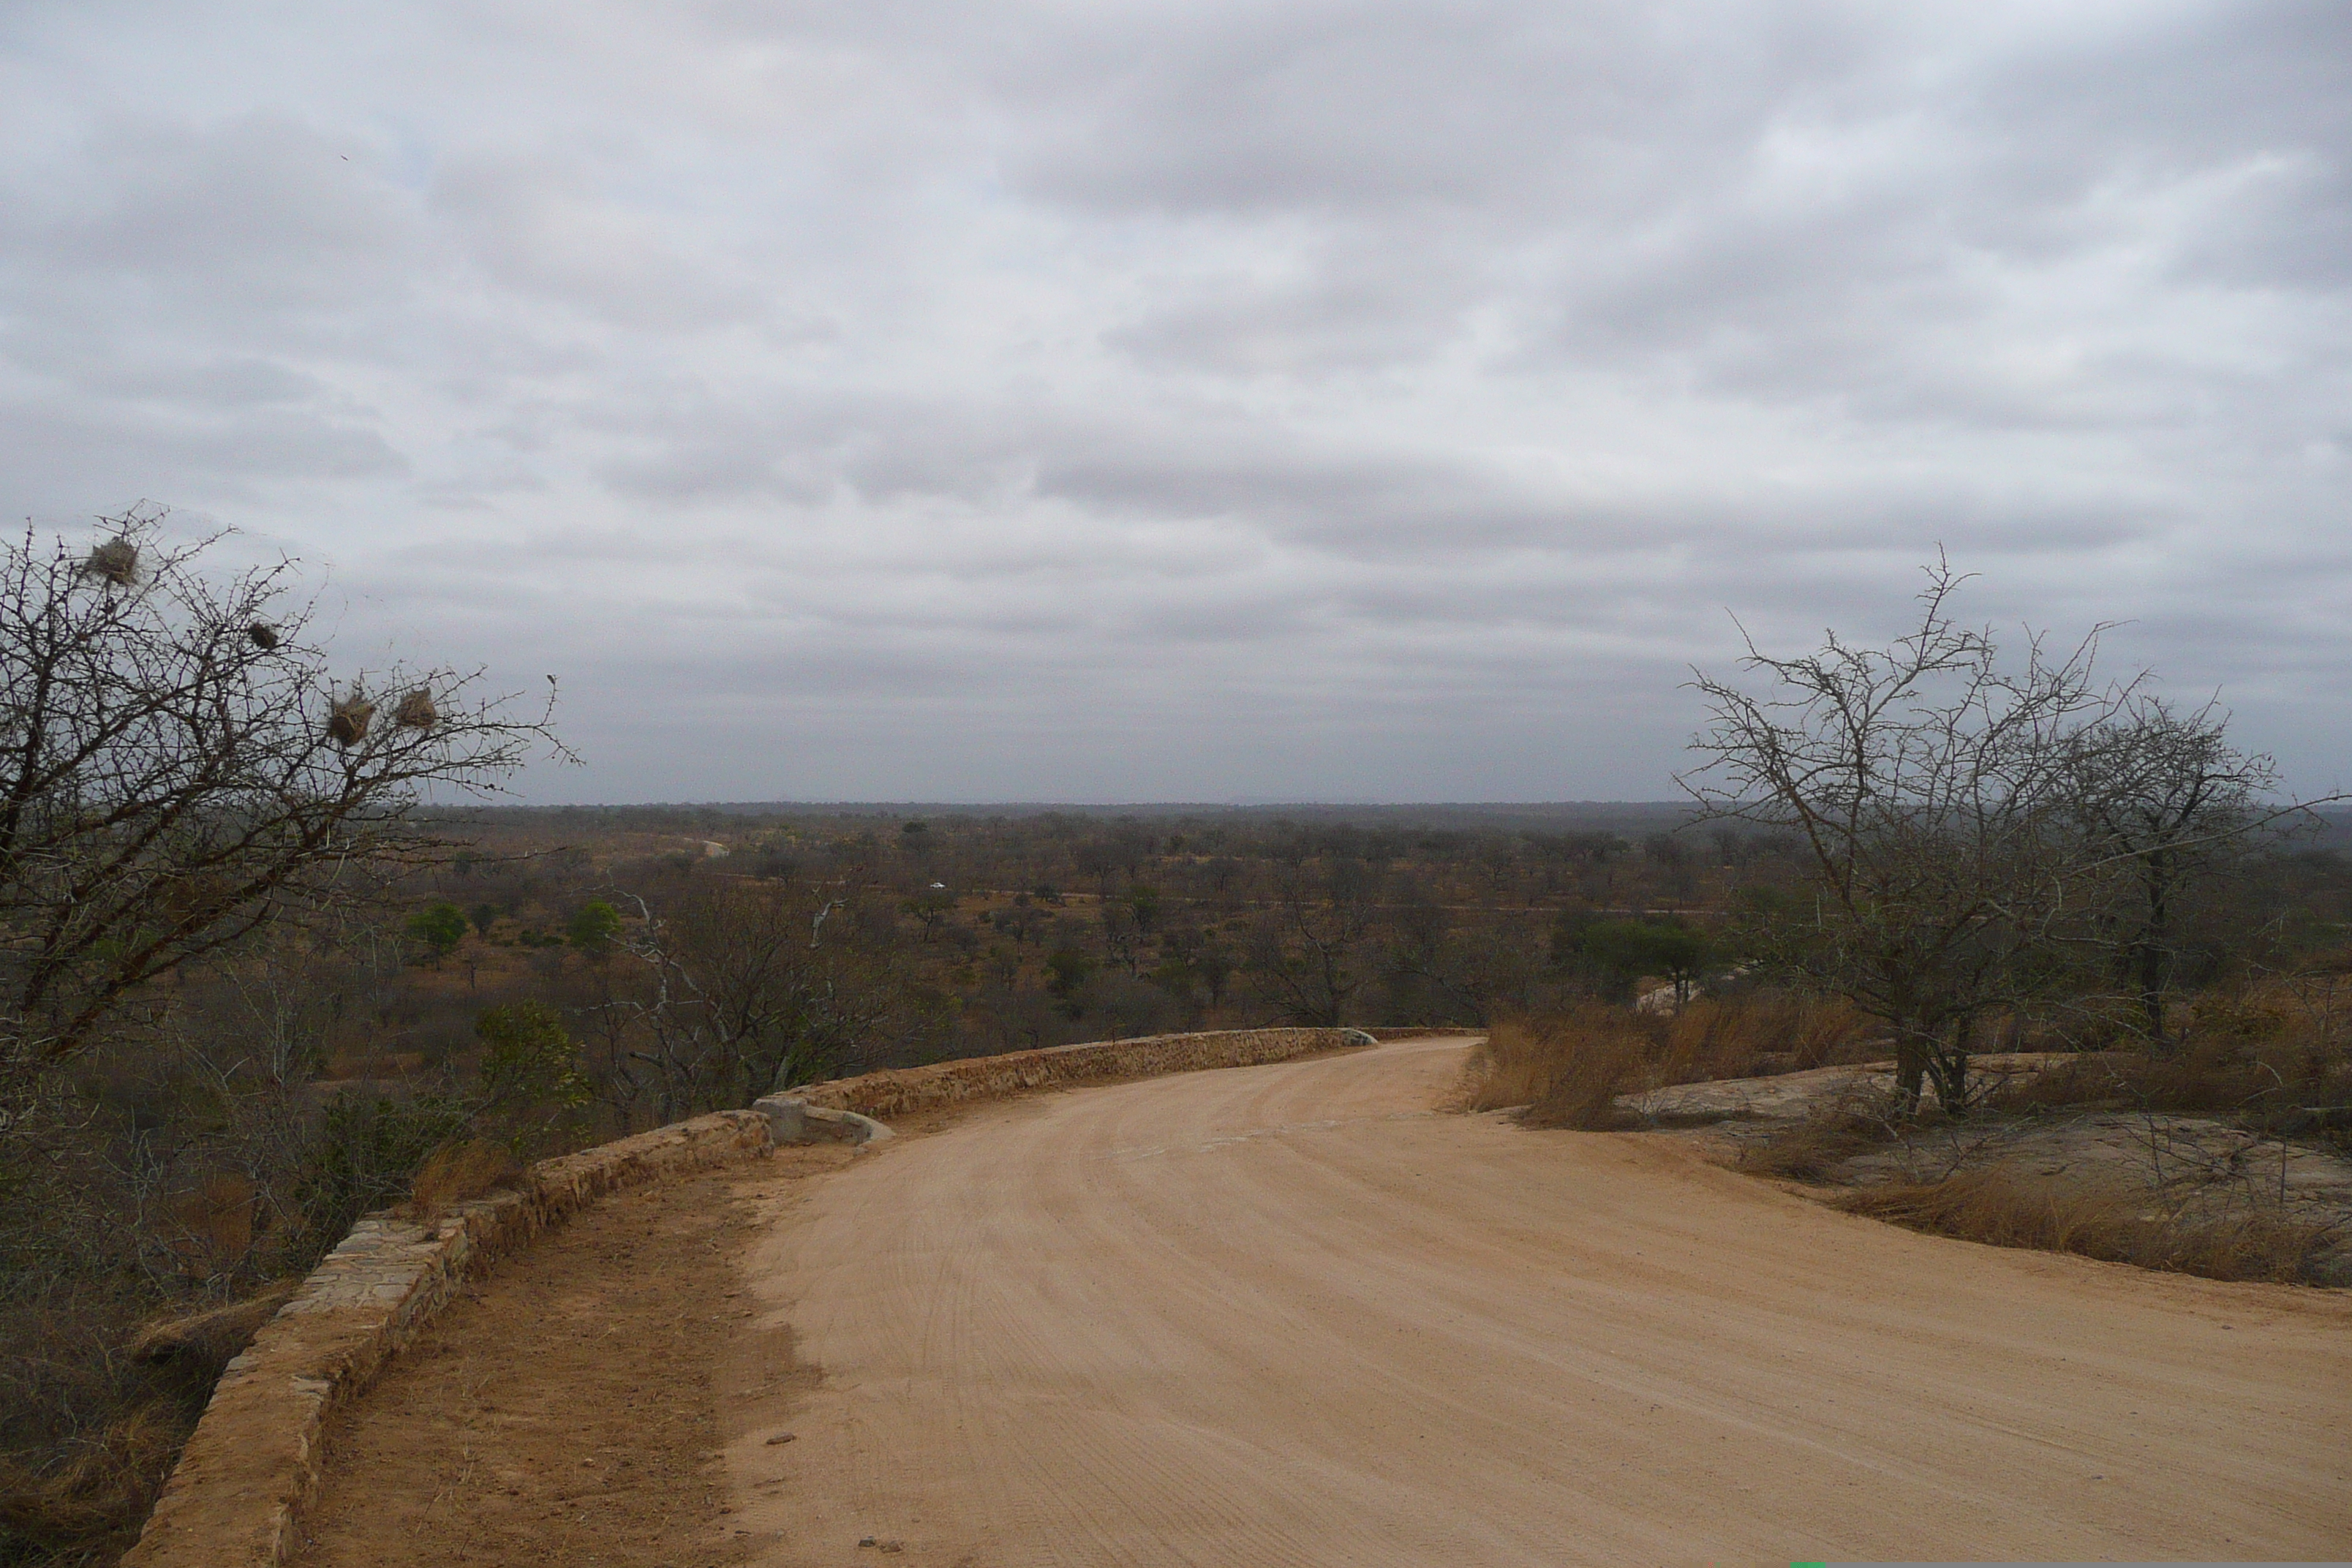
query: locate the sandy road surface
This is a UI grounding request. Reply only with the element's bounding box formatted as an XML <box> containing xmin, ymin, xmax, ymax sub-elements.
<box><xmin>725</xmin><ymin>1036</ymin><xmax>2350</xmax><ymax>1566</ymax></box>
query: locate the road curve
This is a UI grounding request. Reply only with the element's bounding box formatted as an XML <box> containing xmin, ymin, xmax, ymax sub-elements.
<box><xmin>723</xmin><ymin>1036</ymin><xmax>2350</xmax><ymax>1565</ymax></box>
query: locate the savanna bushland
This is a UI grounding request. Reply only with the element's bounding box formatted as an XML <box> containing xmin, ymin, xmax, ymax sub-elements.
<box><xmin>6</xmin><ymin>783</ymin><xmax>1858</xmax><ymax>1562</ymax></box>
<box><xmin>7</xmin><ymin>527</ymin><xmax>2351</xmax><ymax>1565</ymax></box>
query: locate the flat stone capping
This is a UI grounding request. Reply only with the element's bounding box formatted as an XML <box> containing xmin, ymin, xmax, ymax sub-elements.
<box><xmin>753</xmin><ymin>1096</ymin><xmax>894</xmax><ymax>1146</ymax></box>
<box><xmin>790</xmin><ymin>1026</ymin><xmax>1376</xmax><ymax>1122</ymax></box>
<box><xmin>122</xmin><ymin>1110</ymin><xmax>772</xmax><ymax>1568</ymax></box>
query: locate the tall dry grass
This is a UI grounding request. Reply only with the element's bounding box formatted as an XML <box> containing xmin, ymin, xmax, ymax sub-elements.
<box><xmin>1991</xmin><ymin>985</ymin><xmax>2352</xmax><ymax>1143</ymax></box>
<box><xmin>0</xmin><ymin>1280</ymin><xmax>298</xmax><ymax>1566</ymax></box>
<box><xmin>1463</xmin><ymin>1009</ymin><xmax>1651</xmax><ymax>1128</ymax></box>
<box><xmin>1656</xmin><ymin>992</ymin><xmax>1874</xmax><ymax>1080</ymax></box>
<box><xmin>0</xmin><ymin>1402</ymin><xmax>184</xmax><ymax>1565</ymax></box>
<box><xmin>1839</xmin><ymin>1168</ymin><xmax>2342</xmax><ymax>1285</ymax></box>
<box><xmin>1460</xmin><ymin>990</ymin><xmax>1875</xmax><ymax>1128</ymax></box>
<box><xmin>1737</xmin><ymin>1096</ymin><xmax>1895</xmax><ymax>1180</ymax></box>
<box><xmin>403</xmin><ymin>1138</ymin><xmax>523</xmax><ymax>1221</ymax></box>
<box><xmin>1</xmin><ymin>1133</ymin><xmax>524</xmax><ymax>1561</ymax></box>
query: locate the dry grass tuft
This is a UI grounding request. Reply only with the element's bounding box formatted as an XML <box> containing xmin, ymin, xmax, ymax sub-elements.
<box><xmin>1457</xmin><ymin>1025</ymin><xmax>1544</xmax><ymax>1113</ymax></box>
<box><xmin>1527</xmin><ymin>1029</ymin><xmax>1652</xmax><ymax>1130</ymax></box>
<box><xmin>405</xmin><ymin>1138</ymin><xmax>523</xmax><ymax>1221</ymax></box>
<box><xmin>1657</xmin><ymin>992</ymin><xmax>1874</xmax><ymax>1080</ymax></box>
<box><xmin>1462</xmin><ymin>990</ymin><xmax>1876</xmax><ymax>1131</ymax></box>
<box><xmin>1989</xmin><ymin>1017</ymin><xmax>2352</xmax><ymax>1144</ymax></box>
<box><xmin>125</xmin><ymin>1281</ymin><xmax>298</xmax><ymax>1376</ymax></box>
<box><xmin>1739</xmin><ymin>1100</ymin><xmax>1891</xmax><ymax>1180</ymax></box>
<box><xmin>1465</xmin><ymin>1010</ymin><xmax>1650</xmax><ymax>1128</ymax></box>
<box><xmin>165</xmin><ymin>1172</ymin><xmax>257</xmax><ymax>1280</ymax></box>
<box><xmin>0</xmin><ymin>1402</ymin><xmax>185</xmax><ymax>1562</ymax></box>
<box><xmin>1838</xmin><ymin>1168</ymin><xmax>2341</xmax><ymax>1284</ymax></box>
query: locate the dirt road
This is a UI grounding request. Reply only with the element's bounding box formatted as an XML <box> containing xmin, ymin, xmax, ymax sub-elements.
<box><xmin>725</xmin><ymin>1036</ymin><xmax>2350</xmax><ymax>1565</ymax></box>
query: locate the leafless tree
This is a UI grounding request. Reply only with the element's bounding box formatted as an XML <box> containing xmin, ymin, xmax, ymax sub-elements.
<box><xmin>1246</xmin><ymin>857</ymin><xmax>1379</xmax><ymax>1026</ymax></box>
<box><xmin>2059</xmin><ymin>698</ymin><xmax>2333</xmax><ymax>1049</ymax></box>
<box><xmin>1682</xmin><ymin>558</ymin><xmax>2130</xmax><ymax>1112</ymax></box>
<box><xmin>595</xmin><ymin>878</ymin><xmax>906</xmax><ymax>1123</ymax></box>
<box><xmin>0</xmin><ymin>505</ymin><xmax>564</xmax><ymax>1134</ymax></box>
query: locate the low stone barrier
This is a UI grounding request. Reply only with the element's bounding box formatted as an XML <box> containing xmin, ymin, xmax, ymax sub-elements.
<box><xmin>122</xmin><ymin>1110</ymin><xmax>771</xmax><ymax>1568</ymax></box>
<box><xmin>124</xmin><ymin>1026</ymin><xmax>1382</xmax><ymax>1567</ymax></box>
<box><xmin>792</xmin><ymin>1026</ymin><xmax>1375</xmax><ymax>1121</ymax></box>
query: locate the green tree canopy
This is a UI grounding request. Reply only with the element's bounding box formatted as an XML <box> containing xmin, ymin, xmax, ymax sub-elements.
<box><xmin>1579</xmin><ymin>919</ymin><xmax>1712</xmax><ymax>1002</ymax></box>
<box><xmin>568</xmin><ymin>899</ymin><xmax>624</xmax><ymax>952</ymax></box>
<box><xmin>474</xmin><ymin>1000</ymin><xmax>589</xmax><ymax>1149</ymax></box>
<box><xmin>1044</xmin><ymin>946</ymin><xmax>1094</xmax><ymax>998</ymax></box>
<box><xmin>406</xmin><ymin>901</ymin><xmax>469</xmax><ymax>962</ymax></box>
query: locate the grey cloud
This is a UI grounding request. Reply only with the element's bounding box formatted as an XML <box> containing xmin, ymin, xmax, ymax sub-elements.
<box><xmin>992</xmin><ymin>2</ymin><xmax>1815</xmax><ymax>218</ymax></box>
<box><xmin>83</xmin><ymin>358</ymin><xmax>325</xmax><ymax>407</ymax></box>
<box><xmin>430</xmin><ymin>154</ymin><xmax>770</xmax><ymax>331</ymax></box>
<box><xmin>0</xmin><ymin>396</ymin><xmax>405</xmax><ymax>514</ymax></box>
<box><xmin>0</xmin><ymin>0</ymin><xmax>2343</xmax><ymax>802</ymax></box>
<box><xmin>1101</xmin><ymin>239</ymin><xmax>1484</xmax><ymax>375</ymax></box>
<box><xmin>3</xmin><ymin>114</ymin><xmax>426</xmax><ymax>325</ymax></box>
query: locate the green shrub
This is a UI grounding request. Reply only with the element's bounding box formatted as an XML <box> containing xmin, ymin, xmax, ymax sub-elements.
<box><xmin>281</xmin><ymin>1090</ymin><xmax>470</xmax><ymax>1270</ymax></box>
<box><xmin>404</xmin><ymin>900</ymin><xmax>468</xmax><ymax>962</ymax></box>
<box><xmin>473</xmin><ymin>1001</ymin><xmax>589</xmax><ymax>1152</ymax></box>
<box><xmin>566</xmin><ymin>899</ymin><xmax>623</xmax><ymax>953</ymax></box>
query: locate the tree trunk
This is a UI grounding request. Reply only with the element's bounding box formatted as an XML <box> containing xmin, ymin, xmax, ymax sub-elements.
<box><xmin>1923</xmin><ymin>1019</ymin><xmax>1971</xmax><ymax>1115</ymax></box>
<box><xmin>2135</xmin><ymin>939</ymin><xmax>2168</xmax><ymax>1052</ymax></box>
<box><xmin>2138</xmin><ymin>859</ymin><xmax>2174</xmax><ymax>1053</ymax></box>
<box><xmin>1894</xmin><ymin>1039</ymin><xmax>1926</xmax><ymax>1115</ymax></box>
<box><xmin>1929</xmin><ymin>1048</ymin><xmax>1970</xmax><ymax>1115</ymax></box>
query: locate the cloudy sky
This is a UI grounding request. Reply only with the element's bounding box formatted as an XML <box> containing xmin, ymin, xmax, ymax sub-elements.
<box><xmin>1</xmin><ymin>1</ymin><xmax>2344</xmax><ymax>803</ymax></box>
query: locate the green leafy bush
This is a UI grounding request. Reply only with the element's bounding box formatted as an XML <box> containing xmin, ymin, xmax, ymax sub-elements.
<box><xmin>566</xmin><ymin>899</ymin><xmax>623</xmax><ymax>953</ymax></box>
<box><xmin>282</xmin><ymin>1091</ymin><xmax>471</xmax><ymax>1270</ymax></box>
<box><xmin>404</xmin><ymin>901</ymin><xmax>468</xmax><ymax>962</ymax></box>
<box><xmin>473</xmin><ymin>1001</ymin><xmax>589</xmax><ymax>1151</ymax></box>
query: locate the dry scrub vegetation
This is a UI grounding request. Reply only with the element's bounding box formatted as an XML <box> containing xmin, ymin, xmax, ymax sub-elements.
<box><xmin>1460</xmin><ymin>991</ymin><xmax>1874</xmax><ymax>1128</ymax></box>
<box><xmin>0</xmin><ymin>1280</ymin><xmax>301</xmax><ymax>1565</ymax></box>
<box><xmin>400</xmin><ymin>1139</ymin><xmax>524</xmax><ymax>1223</ymax></box>
<box><xmin>1467</xmin><ymin>981</ymin><xmax>2352</xmax><ymax>1287</ymax></box>
<box><xmin>1836</xmin><ymin>1169</ymin><xmax>2337</xmax><ymax>1284</ymax></box>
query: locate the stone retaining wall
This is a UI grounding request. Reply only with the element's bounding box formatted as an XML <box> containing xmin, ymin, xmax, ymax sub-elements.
<box><xmin>124</xmin><ymin>1026</ymin><xmax>1383</xmax><ymax>1567</ymax></box>
<box><xmin>793</xmin><ymin>1026</ymin><xmax>1372</xmax><ymax>1121</ymax></box>
<box><xmin>122</xmin><ymin>1110</ymin><xmax>771</xmax><ymax>1568</ymax></box>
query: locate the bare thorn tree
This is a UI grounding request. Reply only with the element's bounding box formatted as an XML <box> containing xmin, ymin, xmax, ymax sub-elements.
<box><xmin>2059</xmin><ymin>697</ymin><xmax>2337</xmax><ymax>1050</ymax></box>
<box><xmin>1245</xmin><ymin>857</ymin><xmax>1378</xmax><ymax>1027</ymax></box>
<box><xmin>0</xmin><ymin>505</ymin><xmax>568</xmax><ymax>1130</ymax></box>
<box><xmin>1681</xmin><ymin>557</ymin><xmax>2131</xmax><ymax>1112</ymax></box>
<box><xmin>594</xmin><ymin>878</ymin><xmax>900</xmax><ymax>1124</ymax></box>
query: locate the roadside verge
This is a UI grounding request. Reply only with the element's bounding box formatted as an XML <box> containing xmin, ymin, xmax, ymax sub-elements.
<box><xmin>123</xmin><ymin>1025</ymin><xmax>1373</xmax><ymax>1567</ymax></box>
<box><xmin>121</xmin><ymin>1112</ymin><xmax>769</xmax><ymax>1568</ymax></box>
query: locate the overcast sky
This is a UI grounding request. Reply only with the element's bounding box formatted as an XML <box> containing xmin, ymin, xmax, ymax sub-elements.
<box><xmin>1</xmin><ymin>1</ymin><xmax>2344</xmax><ymax>804</ymax></box>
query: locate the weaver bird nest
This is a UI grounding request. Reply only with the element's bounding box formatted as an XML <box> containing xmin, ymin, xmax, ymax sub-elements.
<box><xmin>327</xmin><ymin>693</ymin><xmax>374</xmax><ymax>746</ymax></box>
<box><xmin>81</xmin><ymin>538</ymin><xmax>140</xmax><ymax>587</ymax></box>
